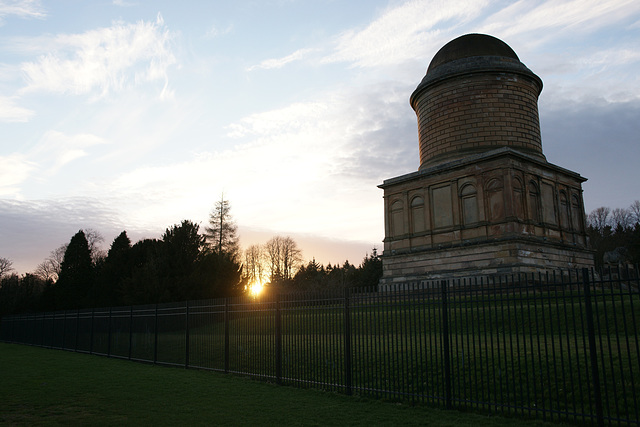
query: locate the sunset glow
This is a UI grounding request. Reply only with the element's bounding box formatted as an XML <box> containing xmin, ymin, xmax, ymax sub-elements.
<box><xmin>249</xmin><ymin>280</ymin><xmax>264</xmax><ymax>297</ymax></box>
<box><xmin>1</xmin><ymin>1</ymin><xmax>639</xmax><ymax>275</ymax></box>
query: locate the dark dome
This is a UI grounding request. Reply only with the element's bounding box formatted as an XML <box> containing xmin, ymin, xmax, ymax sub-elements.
<box><xmin>427</xmin><ymin>33</ymin><xmax>519</xmax><ymax>73</ymax></box>
<box><xmin>410</xmin><ymin>33</ymin><xmax>541</xmax><ymax>109</ymax></box>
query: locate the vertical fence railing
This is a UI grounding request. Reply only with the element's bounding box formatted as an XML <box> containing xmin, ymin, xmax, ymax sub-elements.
<box><xmin>343</xmin><ymin>287</ymin><xmax>352</xmax><ymax>395</ymax></box>
<box><xmin>275</xmin><ymin>294</ymin><xmax>282</xmax><ymax>384</ymax></box>
<box><xmin>1</xmin><ymin>268</ymin><xmax>639</xmax><ymax>425</ymax></box>
<box><xmin>584</xmin><ymin>269</ymin><xmax>605</xmax><ymax>427</ymax></box>
<box><xmin>441</xmin><ymin>279</ymin><xmax>452</xmax><ymax>410</ymax></box>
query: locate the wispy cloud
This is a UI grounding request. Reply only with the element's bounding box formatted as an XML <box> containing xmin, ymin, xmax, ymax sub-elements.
<box><xmin>0</xmin><ymin>96</ymin><xmax>34</xmax><ymax>122</ymax></box>
<box><xmin>247</xmin><ymin>48</ymin><xmax>315</xmax><ymax>71</ymax></box>
<box><xmin>322</xmin><ymin>0</ymin><xmax>488</xmax><ymax>68</ymax></box>
<box><xmin>19</xmin><ymin>14</ymin><xmax>176</xmax><ymax>97</ymax></box>
<box><xmin>30</xmin><ymin>130</ymin><xmax>108</xmax><ymax>175</ymax></box>
<box><xmin>112</xmin><ymin>0</ymin><xmax>136</xmax><ymax>7</ymax></box>
<box><xmin>480</xmin><ymin>0</ymin><xmax>640</xmax><ymax>41</ymax></box>
<box><xmin>0</xmin><ymin>0</ymin><xmax>45</xmax><ymax>23</ymax></box>
<box><xmin>0</xmin><ymin>153</ymin><xmax>34</xmax><ymax>197</ymax></box>
<box><xmin>578</xmin><ymin>47</ymin><xmax>640</xmax><ymax>69</ymax></box>
<box><xmin>204</xmin><ymin>23</ymin><xmax>233</xmax><ymax>39</ymax></box>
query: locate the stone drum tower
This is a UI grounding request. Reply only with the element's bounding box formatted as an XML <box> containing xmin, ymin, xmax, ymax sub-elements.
<box><xmin>379</xmin><ymin>34</ymin><xmax>594</xmax><ymax>288</ymax></box>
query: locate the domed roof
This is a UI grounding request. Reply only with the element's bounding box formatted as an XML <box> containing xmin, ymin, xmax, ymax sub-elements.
<box><xmin>427</xmin><ymin>34</ymin><xmax>519</xmax><ymax>73</ymax></box>
<box><xmin>410</xmin><ymin>33</ymin><xmax>541</xmax><ymax>109</ymax></box>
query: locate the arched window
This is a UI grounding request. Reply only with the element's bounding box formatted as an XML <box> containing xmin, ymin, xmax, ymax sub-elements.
<box><xmin>432</xmin><ymin>185</ymin><xmax>453</xmax><ymax>228</ymax></box>
<box><xmin>486</xmin><ymin>178</ymin><xmax>504</xmax><ymax>221</ymax></box>
<box><xmin>529</xmin><ymin>181</ymin><xmax>541</xmax><ymax>223</ymax></box>
<box><xmin>541</xmin><ymin>182</ymin><xmax>557</xmax><ymax>225</ymax></box>
<box><xmin>391</xmin><ymin>200</ymin><xmax>404</xmax><ymax>237</ymax></box>
<box><xmin>512</xmin><ymin>177</ymin><xmax>525</xmax><ymax>220</ymax></box>
<box><xmin>559</xmin><ymin>191</ymin><xmax>570</xmax><ymax>230</ymax></box>
<box><xmin>571</xmin><ymin>194</ymin><xmax>583</xmax><ymax>232</ymax></box>
<box><xmin>460</xmin><ymin>184</ymin><xmax>478</xmax><ymax>225</ymax></box>
<box><xmin>410</xmin><ymin>196</ymin><xmax>425</xmax><ymax>233</ymax></box>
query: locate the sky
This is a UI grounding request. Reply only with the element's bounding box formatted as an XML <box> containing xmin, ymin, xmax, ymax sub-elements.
<box><xmin>1</xmin><ymin>0</ymin><xmax>639</xmax><ymax>275</ymax></box>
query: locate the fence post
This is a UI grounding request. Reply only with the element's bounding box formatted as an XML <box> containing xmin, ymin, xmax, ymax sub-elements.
<box><xmin>107</xmin><ymin>307</ymin><xmax>112</xmax><ymax>357</ymax></box>
<box><xmin>128</xmin><ymin>305</ymin><xmax>133</xmax><ymax>360</ymax></box>
<box><xmin>344</xmin><ymin>287</ymin><xmax>353</xmax><ymax>395</ymax></box>
<box><xmin>185</xmin><ymin>301</ymin><xmax>190</xmax><ymax>369</ymax></box>
<box><xmin>224</xmin><ymin>299</ymin><xmax>230</xmax><ymax>373</ymax></box>
<box><xmin>40</xmin><ymin>312</ymin><xmax>45</xmax><ymax>347</ymax></box>
<box><xmin>583</xmin><ymin>268</ymin><xmax>605</xmax><ymax>427</ymax></box>
<box><xmin>90</xmin><ymin>308</ymin><xmax>94</xmax><ymax>355</ymax></box>
<box><xmin>441</xmin><ymin>279</ymin><xmax>452</xmax><ymax>410</ymax></box>
<box><xmin>9</xmin><ymin>316</ymin><xmax>14</xmax><ymax>343</ymax></box>
<box><xmin>154</xmin><ymin>304</ymin><xmax>158</xmax><ymax>364</ymax></box>
<box><xmin>275</xmin><ymin>294</ymin><xmax>282</xmax><ymax>384</ymax></box>
<box><xmin>75</xmin><ymin>309</ymin><xmax>80</xmax><ymax>352</ymax></box>
<box><xmin>62</xmin><ymin>310</ymin><xmax>67</xmax><ymax>350</ymax></box>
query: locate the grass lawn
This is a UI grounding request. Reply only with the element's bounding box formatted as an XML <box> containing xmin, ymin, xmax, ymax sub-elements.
<box><xmin>0</xmin><ymin>343</ymin><xmax>553</xmax><ymax>426</ymax></box>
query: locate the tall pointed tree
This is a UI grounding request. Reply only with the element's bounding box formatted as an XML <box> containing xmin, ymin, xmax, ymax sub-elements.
<box><xmin>205</xmin><ymin>194</ymin><xmax>239</xmax><ymax>260</ymax></box>
<box><xmin>56</xmin><ymin>230</ymin><xmax>94</xmax><ymax>309</ymax></box>
<box><xmin>94</xmin><ymin>231</ymin><xmax>132</xmax><ymax>306</ymax></box>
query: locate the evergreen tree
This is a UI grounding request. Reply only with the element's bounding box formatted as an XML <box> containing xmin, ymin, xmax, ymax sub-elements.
<box><xmin>291</xmin><ymin>258</ymin><xmax>325</xmax><ymax>290</ymax></box>
<box><xmin>162</xmin><ymin>220</ymin><xmax>206</xmax><ymax>301</ymax></box>
<box><xmin>93</xmin><ymin>231</ymin><xmax>132</xmax><ymax>306</ymax></box>
<box><xmin>194</xmin><ymin>251</ymin><xmax>246</xmax><ymax>299</ymax></box>
<box><xmin>55</xmin><ymin>230</ymin><xmax>94</xmax><ymax>309</ymax></box>
<box><xmin>356</xmin><ymin>248</ymin><xmax>383</xmax><ymax>288</ymax></box>
<box><xmin>205</xmin><ymin>194</ymin><xmax>239</xmax><ymax>260</ymax></box>
<box><xmin>120</xmin><ymin>239</ymin><xmax>165</xmax><ymax>305</ymax></box>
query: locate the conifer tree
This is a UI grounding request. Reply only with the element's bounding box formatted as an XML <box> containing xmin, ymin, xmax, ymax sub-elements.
<box><xmin>56</xmin><ymin>230</ymin><xmax>94</xmax><ymax>309</ymax></box>
<box><xmin>205</xmin><ymin>194</ymin><xmax>239</xmax><ymax>260</ymax></box>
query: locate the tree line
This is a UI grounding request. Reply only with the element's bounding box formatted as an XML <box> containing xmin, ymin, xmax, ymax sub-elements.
<box><xmin>0</xmin><ymin>197</ymin><xmax>382</xmax><ymax>316</ymax></box>
<box><xmin>586</xmin><ymin>200</ymin><xmax>640</xmax><ymax>269</ymax></box>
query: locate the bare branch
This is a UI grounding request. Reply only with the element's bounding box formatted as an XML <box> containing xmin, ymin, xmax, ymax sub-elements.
<box><xmin>630</xmin><ymin>200</ymin><xmax>640</xmax><ymax>225</ymax></box>
<box><xmin>587</xmin><ymin>206</ymin><xmax>610</xmax><ymax>231</ymax></box>
<box><xmin>33</xmin><ymin>244</ymin><xmax>66</xmax><ymax>282</ymax></box>
<box><xmin>611</xmin><ymin>207</ymin><xmax>632</xmax><ymax>230</ymax></box>
<box><xmin>0</xmin><ymin>257</ymin><xmax>14</xmax><ymax>278</ymax></box>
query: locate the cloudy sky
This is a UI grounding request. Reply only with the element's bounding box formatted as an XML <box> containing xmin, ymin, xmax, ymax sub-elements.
<box><xmin>1</xmin><ymin>0</ymin><xmax>639</xmax><ymax>274</ymax></box>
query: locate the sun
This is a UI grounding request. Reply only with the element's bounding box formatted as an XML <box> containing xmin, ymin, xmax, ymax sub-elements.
<box><xmin>249</xmin><ymin>280</ymin><xmax>264</xmax><ymax>297</ymax></box>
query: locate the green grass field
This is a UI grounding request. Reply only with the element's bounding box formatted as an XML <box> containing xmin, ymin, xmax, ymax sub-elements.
<box><xmin>3</xmin><ymin>286</ymin><xmax>638</xmax><ymax>424</ymax></box>
<box><xmin>0</xmin><ymin>343</ymin><xmax>555</xmax><ymax>426</ymax></box>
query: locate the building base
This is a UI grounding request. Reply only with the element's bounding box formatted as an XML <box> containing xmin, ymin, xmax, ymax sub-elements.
<box><xmin>378</xmin><ymin>238</ymin><xmax>594</xmax><ymax>291</ymax></box>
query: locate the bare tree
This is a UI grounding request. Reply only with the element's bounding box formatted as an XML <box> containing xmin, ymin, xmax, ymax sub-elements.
<box><xmin>243</xmin><ymin>244</ymin><xmax>266</xmax><ymax>287</ymax></box>
<box><xmin>0</xmin><ymin>257</ymin><xmax>14</xmax><ymax>278</ymax></box>
<box><xmin>264</xmin><ymin>236</ymin><xmax>302</xmax><ymax>283</ymax></box>
<box><xmin>630</xmin><ymin>200</ymin><xmax>640</xmax><ymax>225</ymax></box>
<box><xmin>588</xmin><ymin>206</ymin><xmax>611</xmax><ymax>231</ymax></box>
<box><xmin>264</xmin><ymin>237</ymin><xmax>283</xmax><ymax>282</ymax></box>
<box><xmin>34</xmin><ymin>244</ymin><xmax>67</xmax><ymax>282</ymax></box>
<box><xmin>281</xmin><ymin>236</ymin><xmax>302</xmax><ymax>280</ymax></box>
<box><xmin>205</xmin><ymin>194</ymin><xmax>239</xmax><ymax>259</ymax></box>
<box><xmin>611</xmin><ymin>208</ymin><xmax>632</xmax><ymax>230</ymax></box>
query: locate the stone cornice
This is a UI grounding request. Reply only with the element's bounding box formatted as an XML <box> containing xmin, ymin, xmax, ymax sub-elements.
<box><xmin>378</xmin><ymin>147</ymin><xmax>587</xmax><ymax>189</ymax></box>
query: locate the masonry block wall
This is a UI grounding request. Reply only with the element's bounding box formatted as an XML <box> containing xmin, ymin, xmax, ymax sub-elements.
<box><xmin>413</xmin><ymin>72</ymin><xmax>544</xmax><ymax>169</ymax></box>
<box><xmin>379</xmin><ymin>34</ymin><xmax>594</xmax><ymax>287</ymax></box>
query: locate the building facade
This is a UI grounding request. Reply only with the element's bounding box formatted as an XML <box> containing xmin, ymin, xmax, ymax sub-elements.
<box><xmin>379</xmin><ymin>34</ymin><xmax>594</xmax><ymax>289</ymax></box>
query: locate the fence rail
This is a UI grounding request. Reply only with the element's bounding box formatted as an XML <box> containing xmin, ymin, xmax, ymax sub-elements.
<box><xmin>2</xmin><ymin>267</ymin><xmax>639</xmax><ymax>426</ymax></box>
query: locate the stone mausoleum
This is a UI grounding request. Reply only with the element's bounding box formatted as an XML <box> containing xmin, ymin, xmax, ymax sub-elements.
<box><xmin>379</xmin><ymin>34</ymin><xmax>594</xmax><ymax>289</ymax></box>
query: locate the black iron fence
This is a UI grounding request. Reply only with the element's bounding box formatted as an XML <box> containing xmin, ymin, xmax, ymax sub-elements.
<box><xmin>2</xmin><ymin>268</ymin><xmax>639</xmax><ymax>426</ymax></box>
